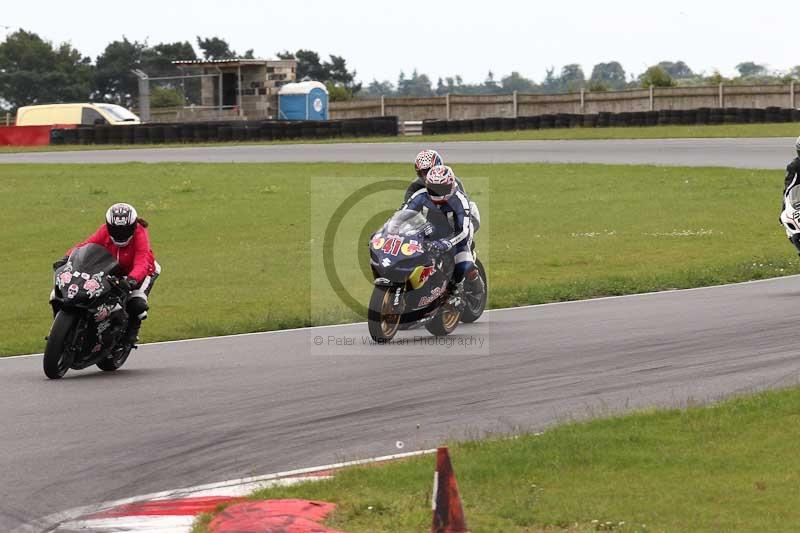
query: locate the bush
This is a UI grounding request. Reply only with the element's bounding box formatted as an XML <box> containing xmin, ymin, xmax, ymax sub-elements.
<box><xmin>587</xmin><ymin>81</ymin><xmax>609</xmax><ymax>92</ymax></box>
<box><xmin>151</xmin><ymin>87</ymin><xmax>185</xmax><ymax>108</ymax></box>
<box><xmin>640</xmin><ymin>66</ymin><xmax>675</xmax><ymax>88</ymax></box>
<box><xmin>325</xmin><ymin>81</ymin><xmax>353</xmax><ymax>102</ymax></box>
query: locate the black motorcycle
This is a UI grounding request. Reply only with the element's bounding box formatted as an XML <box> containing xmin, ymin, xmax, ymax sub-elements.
<box><xmin>45</xmin><ymin>244</ymin><xmax>135</xmax><ymax>379</ymax></box>
<box><xmin>367</xmin><ymin>209</ymin><xmax>487</xmax><ymax>342</ymax></box>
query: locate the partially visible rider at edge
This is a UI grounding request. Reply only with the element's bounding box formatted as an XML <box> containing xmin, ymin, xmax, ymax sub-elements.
<box><xmin>52</xmin><ymin>203</ymin><xmax>160</xmax><ymax>345</ymax></box>
<box><xmin>402</xmin><ymin>165</ymin><xmax>484</xmax><ymax>295</ymax></box>
<box><xmin>405</xmin><ymin>149</ymin><xmax>465</xmax><ymax>203</ymax></box>
<box><xmin>781</xmin><ymin>136</ymin><xmax>800</xmax><ymax>218</ymax></box>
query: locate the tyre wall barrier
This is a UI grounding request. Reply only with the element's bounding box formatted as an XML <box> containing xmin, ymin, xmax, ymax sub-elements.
<box><xmin>419</xmin><ymin>108</ymin><xmax>800</xmax><ymax>135</ymax></box>
<box><xmin>50</xmin><ymin>117</ymin><xmax>399</xmax><ymax>145</ymax></box>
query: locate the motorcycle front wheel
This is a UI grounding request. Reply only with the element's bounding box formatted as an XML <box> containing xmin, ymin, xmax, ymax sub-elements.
<box><xmin>425</xmin><ymin>304</ymin><xmax>461</xmax><ymax>336</ymax></box>
<box><xmin>461</xmin><ymin>258</ymin><xmax>488</xmax><ymax>323</ymax></box>
<box><xmin>368</xmin><ymin>286</ymin><xmax>402</xmax><ymax>342</ymax></box>
<box><xmin>43</xmin><ymin>311</ymin><xmax>78</xmax><ymax>379</ymax></box>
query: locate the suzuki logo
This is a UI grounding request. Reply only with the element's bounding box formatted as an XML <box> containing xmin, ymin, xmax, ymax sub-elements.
<box><xmin>382</xmin><ymin>258</ymin><xmax>391</xmax><ymax>267</ymax></box>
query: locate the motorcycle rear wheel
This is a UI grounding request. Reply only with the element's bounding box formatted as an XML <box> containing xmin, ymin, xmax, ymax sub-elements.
<box><xmin>425</xmin><ymin>305</ymin><xmax>461</xmax><ymax>336</ymax></box>
<box><xmin>43</xmin><ymin>311</ymin><xmax>78</xmax><ymax>379</ymax></box>
<box><xmin>97</xmin><ymin>345</ymin><xmax>132</xmax><ymax>372</ymax></box>
<box><xmin>368</xmin><ymin>286</ymin><xmax>401</xmax><ymax>342</ymax></box>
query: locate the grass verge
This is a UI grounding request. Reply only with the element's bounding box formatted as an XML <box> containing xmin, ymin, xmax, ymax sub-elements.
<box><xmin>0</xmin><ymin>162</ymin><xmax>793</xmax><ymax>356</ymax></box>
<box><xmin>194</xmin><ymin>385</ymin><xmax>800</xmax><ymax>532</ymax></box>
<box><xmin>1</xmin><ymin>122</ymin><xmax>799</xmax><ymax>154</ymax></box>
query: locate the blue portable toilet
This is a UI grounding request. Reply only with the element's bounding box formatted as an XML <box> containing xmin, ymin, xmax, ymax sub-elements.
<box><xmin>278</xmin><ymin>81</ymin><xmax>329</xmax><ymax>120</ymax></box>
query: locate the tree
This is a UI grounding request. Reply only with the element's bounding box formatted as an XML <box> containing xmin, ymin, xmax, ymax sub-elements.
<box><xmin>363</xmin><ymin>79</ymin><xmax>394</xmax><ymax>97</ymax></box>
<box><xmin>589</xmin><ymin>61</ymin><xmax>626</xmax><ymax>90</ymax></box>
<box><xmin>435</xmin><ymin>77</ymin><xmax>446</xmax><ymax>96</ymax></box>
<box><xmin>639</xmin><ymin>66</ymin><xmax>675</xmax><ymax>87</ymax></box>
<box><xmin>501</xmin><ymin>71</ymin><xmax>536</xmax><ymax>93</ymax></box>
<box><xmin>279</xmin><ymin>49</ymin><xmax>326</xmax><ymax>80</ymax></box>
<box><xmin>323</xmin><ymin>54</ymin><xmax>361</xmax><ymax>94</ymax></box>
<box><xmin>397</xmin><ymin>69</ymin><xmax>433</xmax><ymax>97</ymax></box>
<box><xmin>560</xmin><ymin>64</ymin><xmax>585</xmax><ymax>91</ymax></box>
<box><xmin>542</xmin><ymin>67</ymin><xmax>559</xmax><ymax>93</ymax></box>
<box><xmin>706</xmin><ymin>70</ymin><xmax>726</xmax><ymax>85</ymax></box>
<box><xmin>196</xmin><ymin>36</ymin><xmax>240</xmax><ymax>60</ymax></box>
<box><xmin>94</xmin><ymin>38</ymin><xmax>198</xmax><ymax>107</ymax></box>
<box><xmin>484</xmin><ymin>70</ymin><xmax>500</xmax><ymax>92</ymax></box>
<box><xmin>145</xmin><ymin>41</ymin><xmax>196</xmax><ymax>76</ymax></box>
<box><xmin>93</xmin><ymin>38</ymin><xmax>145</xmax><ymax>106</ymax></box>
<box><xmin>657</xmin><ymin>60</ymin><xmax>693</xmax><ymax>79</ymax></box>
<box><xmin>277</xmin><ymin>49</ymin><xmax>360</xmax><ymax>97</ymax></box>
<box><xmin>0</xmin><ymin>29</ymin><xmax>93</xmax><ymax>110</ymax></box>
<box><xmin>736</xmin><ymin>61</ymin><xmax>767</xmax><ymax>78</ymax></box>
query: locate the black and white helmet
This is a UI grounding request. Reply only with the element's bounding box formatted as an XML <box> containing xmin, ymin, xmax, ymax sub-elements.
<box><xmin>414</xmin><ymin>149</ymin><xmax>443</xmax><ymax>182</ymax></box>
<box><xmin>105</xmin><ymin>203</ymin><xmax>138</xmax><ymax>247</ymax></box>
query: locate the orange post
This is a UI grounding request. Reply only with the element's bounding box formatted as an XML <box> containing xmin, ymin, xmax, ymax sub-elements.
<box><xmin>431</xmin><ymin>446</ymin><xmax>469</xmax><ymax>533</ymax></box>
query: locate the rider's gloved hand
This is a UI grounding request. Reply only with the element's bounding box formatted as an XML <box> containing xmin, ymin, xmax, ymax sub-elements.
<box><xmin>123</xmin><ymin>276</ymin><xmax>139</xmax><ymax>290</ymax></box>
<box><xmin>52</xmin><ymin>256</ymin><xmax>68</xmax><ymax>271</ymax></box>
<box><xmin>429</xmin><ymin>239</ymin><xmax>453</xmax><ymax>252</ymax></box>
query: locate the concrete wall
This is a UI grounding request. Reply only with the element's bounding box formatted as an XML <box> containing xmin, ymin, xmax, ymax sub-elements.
<box><xmin>330</xmin><ymin>84</ymin><xmax>800</xmax><ymax>121</ymax></box>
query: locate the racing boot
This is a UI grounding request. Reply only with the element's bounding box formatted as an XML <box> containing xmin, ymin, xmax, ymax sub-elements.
<box><xmin>464</xmin><ymin>267</ymin><xmax>485</xmax><ymax>295</ymax></box>
<box><xmin>123</xmin><ymin>317</ymin><xmax>141</xmax><ymax>346</ymax></box>
<box><xmin>447</xmin><ymin>280</ymin><xmax>465</xmax><ymax>310</ymax></box>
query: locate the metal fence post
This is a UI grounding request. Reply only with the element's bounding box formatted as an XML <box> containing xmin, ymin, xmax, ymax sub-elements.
<box><xmin>5</xmin><ymin>112</ymin><xmax>9</xmax><ymax>126</ymax></box>
<box><xmin>131</xmin><ymin>69</ymin><xmax>151</xmax><ymax>122</ymax></box>
<box><xmin>649</xmin><ymin>85</ymin><xmax>654</xmax><ymax>111</ymax></box>
<box><xmin>380</xmin><ymin>95</ymin><xmax>385</xmax><ymax>116</ymax></box>
<box><xmin>719</xmin><ymin>82</ymin><xmax>724</xmax><ymax>109</ymax></box>
<box><xmin>512</xmin><ymin>90</ymin><xmax>518</xmax><ymax>118</ymax></box>
<box><xmin>792</xmin><ymin>81</ymin><xmax>796</xmax><ymax>109</ymax></box>
<box><xmin>445</xmin><ymin>93</ymin><xmax>450</xmax><ymax>121</ymax></box>
<box><xmin>580</xmin><ymin>88</ymin><xmax>585</xmax><ymax>113</ymax></box>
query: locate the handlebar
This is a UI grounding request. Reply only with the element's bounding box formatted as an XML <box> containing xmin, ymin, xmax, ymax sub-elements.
<box><xmin>108</xmin><ymin>275</ymin><xmax>132</xmax><ymax>293</ymax></box>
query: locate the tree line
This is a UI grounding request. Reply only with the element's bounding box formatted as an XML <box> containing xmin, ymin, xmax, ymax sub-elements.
<box><xmin>2</xmin><ymin>28</ymin><xmax>800</xmax><ymax>112</ymax></box>
<box><xmin>0</xmin><ymin>30</ymin><xmax>359</xmax><ymax>111</ymax></box>
<box><xmin>361</xmin><ymin>61</ymin><xmax>800</xmax><ymax>98</ymax></box>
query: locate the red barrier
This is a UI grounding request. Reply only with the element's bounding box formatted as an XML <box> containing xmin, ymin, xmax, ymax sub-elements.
<box><xmin>0</xmin><ymin>125</ymin><xmax>53</xmax><ymax>146</ymax></box>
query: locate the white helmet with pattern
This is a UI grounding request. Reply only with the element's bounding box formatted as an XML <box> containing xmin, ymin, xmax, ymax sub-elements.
<box><xmin>414</xmin><ymin>149</ymin><xmax>443</xmax><ymax>182</ymax></box>
<box><xmin>105</xmin><ymin>203</ymin><xmax>138</xmax><ymax>247</ymax></box>
<box><xmin>425</xmin><ymin>165</ymin><xmax>457</xmax><ymax>204</ymax></box>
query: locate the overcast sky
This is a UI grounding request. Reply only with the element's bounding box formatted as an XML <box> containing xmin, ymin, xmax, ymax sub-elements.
<box><xmin>0</xmin><ymin>0</ymin><xmax>793</xmax><ymax>84</ymax></box>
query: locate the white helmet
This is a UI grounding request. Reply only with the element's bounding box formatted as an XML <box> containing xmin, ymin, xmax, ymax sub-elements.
<box><xmin>795</xmin><ymin>136</ymin><xmax>800</xmax><ymax>158</ymax></box>
<box><xmin>425</xmin><ymin>165</ymin><xmax>458</xmax><ymax>204</ymax></box>
<box><xmin>105</xmin><ymin>203</ymin><xmax>138</xmax><ymax>247</ymax></box>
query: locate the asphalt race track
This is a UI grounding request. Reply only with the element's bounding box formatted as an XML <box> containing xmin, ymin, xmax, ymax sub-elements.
<box><xmin>3</xmin><ymin>277</ymin><xmax>800</xmax><ymax>530</ymax></box>
<box><xmin>1</xmin><ymin>136</ymin><xmax>798</xmax><ymax>530</ymax></box>
<box><xmin>0</xmin><ymin>137</ymin><xmax>794</xmax><ymax>168</ymax></box>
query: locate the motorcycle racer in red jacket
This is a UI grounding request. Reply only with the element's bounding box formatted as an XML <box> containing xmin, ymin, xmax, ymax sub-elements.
<box><xmin>52</xmin><ymin>203</ymin><xmax>160</xmax><ymax>345</ymax></box>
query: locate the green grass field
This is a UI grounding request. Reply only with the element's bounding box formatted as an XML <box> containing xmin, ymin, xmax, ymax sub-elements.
<box><xmin>0</xmin><ymin>162</ymin><xmax>793</xmax><ymax>356</ymax></box>
<box><xmin>194</xmin><ymin>385</ymin><xmax>800</xmax><ymax>532</ymax></box>
<box><xmin>1</xmin><ymin>122</ymin><xmax>800</xmax><ymax>154</ymax></box>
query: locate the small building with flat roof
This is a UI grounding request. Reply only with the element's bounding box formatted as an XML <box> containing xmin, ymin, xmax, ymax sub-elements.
<box><xmin>172</xmin><ymin>58</ymin><xmax>297</xmax><ymax>120</ymax></box>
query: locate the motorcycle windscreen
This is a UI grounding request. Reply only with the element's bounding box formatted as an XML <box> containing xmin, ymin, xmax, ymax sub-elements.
<box><xmin>68</xmin><ymin>243</ymin><xmax>121</xmax><ymax>276</ymax></box>
<box><xmin>789</xmin><ymin>186</ymin><xmax>800</xmax><ymax>210</ymax></box>
<box><xmin>384</xmin><ymin>209</ymin><xmax>428</xmax><ymax>235</ymax></box>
